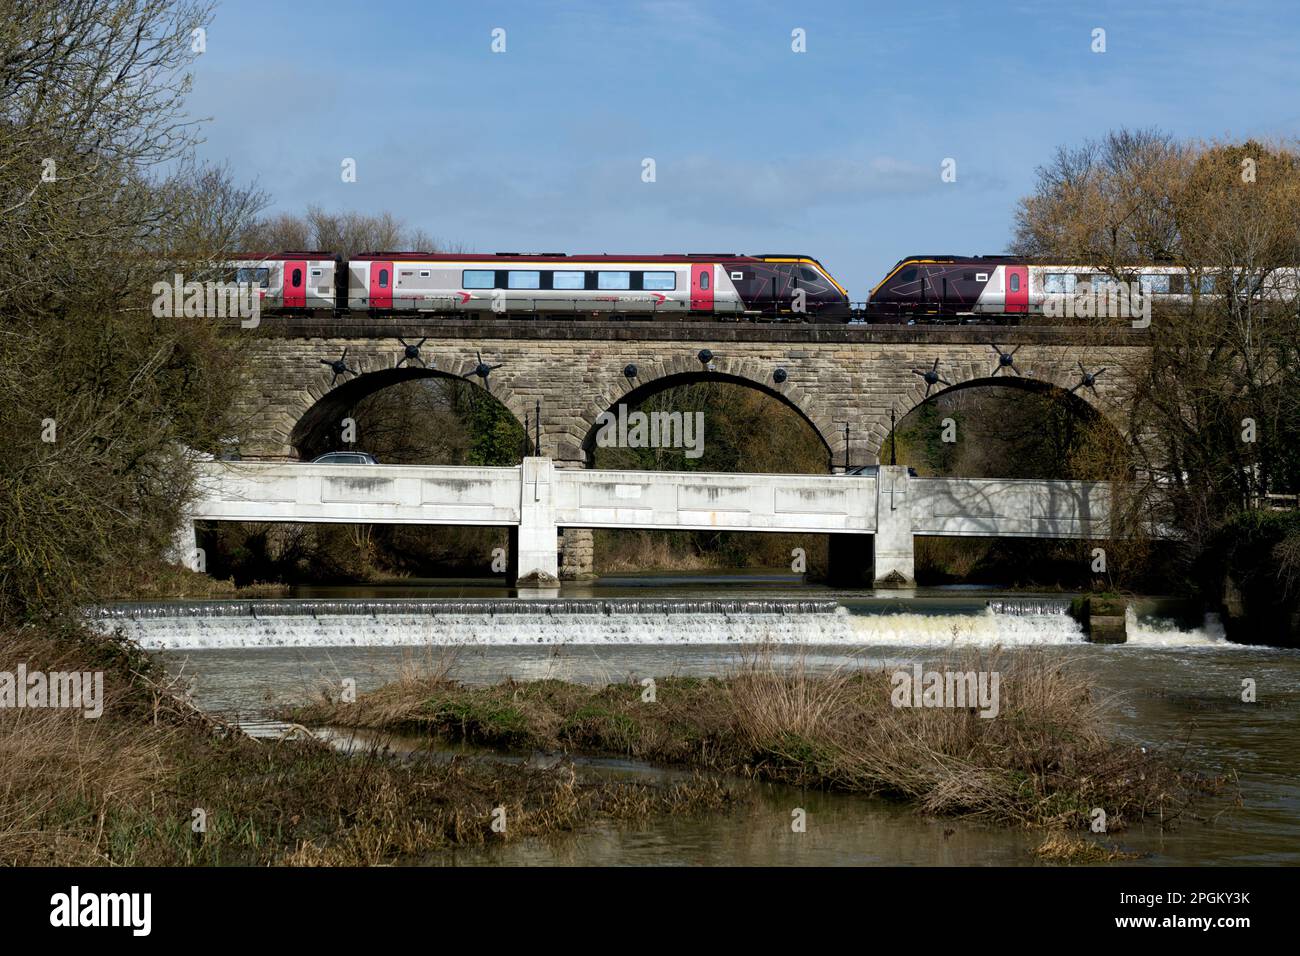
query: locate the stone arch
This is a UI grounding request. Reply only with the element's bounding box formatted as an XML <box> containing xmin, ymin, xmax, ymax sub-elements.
<box><xmin>284</xmin><ymin>350</ymin><xmax>529</xmax><ymax>460</ymax></box>
<box><xmin>883</xmin><ymin>373</ymin><xmax>1127</xmax><ymax>468</ymax></box>
<box><xmin>897</xmin><ymin>350</ymin><xmax>1121</xmax><ymax>431</ymax></box>
<box><xmin>897</xmin><ymin>374</ymin><xmax>1116</xmax><ymax>430</ymax></box>
<box><xmin>576</xmin><ymin>356</ymin><xmax>835</xmax><ymax>469</ymax></box>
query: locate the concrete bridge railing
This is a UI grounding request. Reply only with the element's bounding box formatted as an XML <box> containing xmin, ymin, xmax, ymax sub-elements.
<box><xmin>179</xmin><ymin>459</ymin><xmax>1116</xmax><ymax>587</ymax></box>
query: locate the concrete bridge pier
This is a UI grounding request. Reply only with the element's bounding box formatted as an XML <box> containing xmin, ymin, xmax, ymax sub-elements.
<box><xmin>824</xmin><ymin>467</ymin><xmax>916</xmax><ymax>588</ymax></box>
<box><xmin>873</xmin><ymin>465</ymin><xmax>916</xmax><ymax>587</ymax></box>
<box><xmin>510</xmin><ymin>457</ymin><xmax>560</xmax><ymax>587</ymax></box>
<box><xmin>168</xmin><ymin>515</ymin><xmax>199</xmax><ymax>571</ymax></box>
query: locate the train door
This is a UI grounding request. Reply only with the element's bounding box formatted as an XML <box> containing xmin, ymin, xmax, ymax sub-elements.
<box><xmin>691</xmin><ymin>263</ymin><xmax>714</xmax><ymax>312</ymax></box>
<box><xmin>1005</xmin><ymin>265</ymin><xmax>1028</xmax><ymax>313</ymax></box>
<box><xmin>283</xmin><ymin>259</ymin><xmax>307</xmax><ymax>308</ymax></box>
<box><xmin>369</xmin><ymin>260</ymin><xmax>393</xmax><ymax>309</ymax></box>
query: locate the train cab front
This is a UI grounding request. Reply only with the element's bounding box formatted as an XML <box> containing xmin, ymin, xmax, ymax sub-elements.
<box><xmin>752</xmin><ymin>256</ymin><xmax>852</xmax><ymax>321</ymax></box>
<box><xmin>865</xmin><ymin>256</ymin><xmax>925</xmax><ymax>321</ymax></box>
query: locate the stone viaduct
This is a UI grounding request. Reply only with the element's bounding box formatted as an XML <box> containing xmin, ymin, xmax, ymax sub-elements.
<box><xmin>228</xmin><ymin>318</ymin><xmax>1149</xmax><ymax>577</ymax></box>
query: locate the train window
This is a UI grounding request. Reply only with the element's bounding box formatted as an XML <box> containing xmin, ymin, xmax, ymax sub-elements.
<box><xmin>553</xmin><ymin>271</ymin><xmax>585</xmax><ymax>290</ymax></box>
<box><xmin>598</xmin><ymin>271</ymin><xmax>631</xmax><ymax>290</ymax></box>
<box><xmin>899</xmin><ymin>268</ymin><xmax>917</xmax><ymax>283</ymax></box>
<box><xmin>508</xmin><ymin>271</ymin><xmax>541</xmax><ymax>289</ymax></box>
<box><xmin>236</xmin><ymin>267</ymin><xmax>270</xmax><ymax>287</ymax></box>
<box><xmin>377</xmin><ymin>269</ymin><xmax>387</xmax><ymax>289</ymax></box>
<box><xmin>1044</xmin><ymin>273</ymin><xmax>1076</xmax><ymax>294</ymax></box>
<box><xmin>1008</xmin><ymin>273</ymin><xmax>1020</xmax><ymax>292</ymax></box>
<box><xmin>463</xmin><ymin>270</ymin><xmax>495</xmax><ymax>289</ymax></box>
<box><xmin>963</xmin><ymin>272</ymin><xmax>975</xmax><ymax>281</ymax></box>
<box><xmin>1140</xmin><ymin>274</ymin><xmax>1171</xmax><ymax>294</ymax></box>
<box><xmin>643</xmin><ymin>271</ymin><xmax>675</xmax><ymax>290</ymax></box>
<box><xmin>1199</xmin><ymin>274</ymin><xmax>1217</xmax><ymax>294</ymax></box>
<box><xmin>699</xmin><ymin>272</ymin><xmax>709</xmax><ymax>290</ymax></box>
<box><xmin>292</xmin><ymin>268</ymin><xmax>303</xmax><ymax>288</ymax></box>
<box><xmin>799</xmin><ymin>267</ymin><xmax>821</xmax><ymax>282</ymax></box>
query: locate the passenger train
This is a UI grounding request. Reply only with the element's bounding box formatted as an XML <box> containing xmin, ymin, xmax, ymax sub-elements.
<box><xmin>863</xmin><ymin>254</ymin><xmax>1286</xmax><ymax>321</ymax></box>
<box><xmin>228</xmin><ymin>250</ymin><xmax>1280</xmax><ymax>324</ymax></box>
<box><xmin>231</xmin><ymin>251</ymin><xmax>852</xmax><ymax>321</ymax></box>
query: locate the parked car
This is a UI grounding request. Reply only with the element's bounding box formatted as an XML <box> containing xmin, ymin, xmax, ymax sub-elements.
<box><xmin>311</xmin><ymin>451</ymin><xmax>381</xmax><ymax>465</ymax></box>
<box><xmin>841</xmin><ymin>464</ymin><xmax>918</xmax><ymax>476</ymax></box>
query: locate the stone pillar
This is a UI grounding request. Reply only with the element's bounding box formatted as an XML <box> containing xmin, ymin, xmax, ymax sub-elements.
<box><xmin>553</xmin><ymin>460</ymin><xmax>595</xmax><ymax>579</ymax></box>
<box><xmin>874</xmin><ymin>465</ymin><xmax>915</xmax><ymax>587</ymax></box>
<box><xmin>511</xmin><ymin>457</ymin><xmax>560</xmax><ymax>587</ymax></box>
<box><xmin>1070</xmin><ymin>596</ymin><xmax>1128</xmax><ymax>644</ymax></box>
<box><xmin>559</xmin><ymin>527</ymin><xmax>595</xmax><ymax>580</ymax></box>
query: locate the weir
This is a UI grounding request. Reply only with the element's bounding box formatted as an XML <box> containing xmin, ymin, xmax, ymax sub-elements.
<box><xmin>173</xmin><ymin>458</ymin><xmax>1120</xmax><ymax>589</ymax></box>
<box><xmin>986</xmin><ymin>598</ymin><xmax>1073</xmax><ymax>616</ymax></box>
<box><xmin>94</xmin><ymin>598</ymin><xmax>843</xmax><ymax>619</ymax></box>
<box><xmin>91</xmin><ymin>598</ymin><xmax>1112</xmax><ymax>650</ymax></box>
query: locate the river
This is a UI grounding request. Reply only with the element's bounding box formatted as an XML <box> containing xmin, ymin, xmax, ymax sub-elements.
<box><xmin>105</xmin><ymin>573</ymin><xmax>1300</xmax><ymax>866</ymax></box>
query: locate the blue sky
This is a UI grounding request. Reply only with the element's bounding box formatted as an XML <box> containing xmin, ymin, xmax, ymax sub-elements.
<box><xmin>189</xmin><ymin>0</ymin><xmax>1299</xmax><ymax>298</ymax></box>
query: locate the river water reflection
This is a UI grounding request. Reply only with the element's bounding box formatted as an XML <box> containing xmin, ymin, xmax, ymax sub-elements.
<box><xmin>146</xmin><ymin>574</ymin><xmax>1299</xmax><ymax>866</ymax></box>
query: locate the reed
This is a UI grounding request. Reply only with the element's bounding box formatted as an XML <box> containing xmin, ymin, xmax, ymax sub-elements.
<box><xmin>293</xmin><ymin>645</ymin><xmax>1229</xmax><ymax>830</ymax></box>
<box><xmin>0</xmin><ymin>626</ymin><xmax>743</xmax><ymax>866</ymax></box>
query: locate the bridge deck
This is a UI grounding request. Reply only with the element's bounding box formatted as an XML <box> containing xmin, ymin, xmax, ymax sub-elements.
<box><xmin>183</xmin><ymin>460</ymin><xmax>1115</xmax><ymax>587</ymax></box>
<box><xmin>240</xmin><ymin>316</ymin><xmax>1149</xmax><ymax>346</ymax></box>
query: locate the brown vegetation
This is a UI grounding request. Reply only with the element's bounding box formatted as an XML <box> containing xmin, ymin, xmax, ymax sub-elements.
<box><xmin>0</xmin><ymin>0</ymin><xmax>265</xmax><ymax>624</ymax></box>
<box><xmin>1034</xmin><ymin>833</ymin><xmax>1142</xmax><ymax>864</ymax></box>
<box><xmin>238</xmin><ymin>206</ymin><xmax>459</xmax><ymax>259</ymax></box>
<box><xmin>0</xmin><ymin>626</ymin><xmax>743</xmax><ymax>865</ymax></box>
<box><xmin>291</xmin><ymin>648</ymin><xmax>1227</xmax><ymax>830</ymax></box>
<box><xmin>1012</xmin><ymin>130</ymin><xmax>1300</xmax><ymax>637</ymax></box>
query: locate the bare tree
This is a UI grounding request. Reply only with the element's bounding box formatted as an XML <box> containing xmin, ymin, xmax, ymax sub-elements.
<box><xmin>1011</xmin><ymin>130</ymin><xmax>1300</xmax><ymax>603</ymax></box>
<box><xmin>238</xmin><ymin>206</ymin><xmax>456</xmax><ymax>257</ymax></box>
<box><xmin>0</xmin><ymin>0</ymin><xmax>266</xmax><ymax>623</ymax></box>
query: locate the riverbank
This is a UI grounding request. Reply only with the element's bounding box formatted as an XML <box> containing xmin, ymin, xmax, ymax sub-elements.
<box><xmin>288</xmin><ymin>648</ymin><xmax>1228</xmax><ymax>830</ymax></box>
<box><xmin>0</xmin><ymin>625</ymin><xmax>742</xmax><ymax>865</ymax></box>
<box><xmin>103</xmin><ymin>559</ymin><xmax>288</xmax><ymax>602</ymax></box>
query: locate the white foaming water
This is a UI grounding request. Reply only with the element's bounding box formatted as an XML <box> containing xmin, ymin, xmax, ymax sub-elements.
<box><xmin>846</xmin><ymin>609</ymin><xmax>1085</xmax><ymax>645</ymax></box>
<box><xmin>93</xmin><ymin>599</ymin><xmax>1234</xmax><ymax>651</ymax></box>
<box><xmin>1124</xmin><ymin>609</ymin><xmax>1232</xmax><ymax>647</ymax></box>
<box><xmin>98</xmin><ymin>606</ymin><xmax>1093</xmax><ymax>650</ymax></box>
<box><xmin>100</xmin><ymin>612</ymin><xmax>861</xmax><ymax>650</ymax></box>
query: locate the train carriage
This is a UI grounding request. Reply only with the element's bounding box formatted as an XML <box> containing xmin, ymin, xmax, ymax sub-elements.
<box><xmin>345</xmin><ymin>252</ymin><xmax>851</xmax><ymax>321</ymax></box>
<box><xmin>229</xmin><ymin>252</ymin><xmax>342</xmax><ymax>311</ymax></box>
<box><xmin>864</xmin><ymin>254</ymin><xmax>1297</xmax><ymax>322</ymax></box>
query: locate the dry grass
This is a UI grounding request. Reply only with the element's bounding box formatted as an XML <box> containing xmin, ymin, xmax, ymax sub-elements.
<box><xmin>595</xmin><ymin>532</ymin><xmax>721</xmax><ymax>572</ymax></box>
<box><xmin>0</xmin><ymin>626</ymin><xmax>744</xmax><ymax>866</ymax></box>
<box><xmin>93</xmin><ymin>559</ymin><xmax>287</xmax><ymax>601</ymax></box>
<box><xmin>292</xmin><ymin>646</ymin><xmax>1227</xmax><ymax>830</ymax></box>
<box><xmin>1034</xmin><ymin>833</ymin><xmax>1143</xmax><ymax>863</ymax></box>
<box><xmin>915</xmin><ymin>537</ymin><xmax>990</xmax><ymax>580</ymax></box>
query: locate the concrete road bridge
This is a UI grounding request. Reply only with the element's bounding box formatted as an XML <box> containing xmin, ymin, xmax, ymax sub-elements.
<box><xmin>178</xmin><ymin>458</ymin><xmax>1119</xmax><ymax>588</ymax></box>
<box><xmin>226</xmin><ymin>319</ymin><xmax>1147</xmax><ymax>577</ymax></box>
